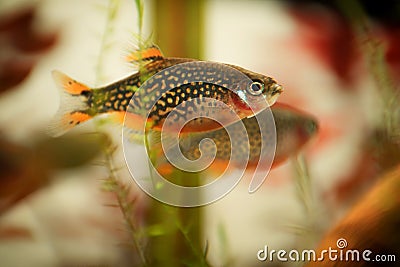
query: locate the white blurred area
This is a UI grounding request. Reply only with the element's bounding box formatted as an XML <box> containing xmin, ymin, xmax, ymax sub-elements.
<box><xmin>0</xmin><ymin>0</ymin><xmax>375</xmax><ymax>266</ymax></box>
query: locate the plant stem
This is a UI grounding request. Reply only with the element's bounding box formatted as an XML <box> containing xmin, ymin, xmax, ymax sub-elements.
<box><xmin>145</xmin><ymin>169</ymin><xmax>207</xmax><ymax>266</ymax></box>
<box><xmin>145</xmin><ymin>1</ymin><xmax>207</xmax><ymax>265</ymax></box>
<box><xmin>293</xmin><ymin>154</ymin><xmax>319</xmax><ymax>247</ymax></box>
<box><xmin>103</xmin><ymin>147</ymin><xmax>148</xmax><ymax>266</ymax></box>
<box><xmin>91</xmin><ymin>0</ymin><xmax>148</xmax><ymax>265</ymax></box>
<box><xmin>336</xmin><ymin>0</ymin><xmax>399</xmax><ymax>136</ymax></box>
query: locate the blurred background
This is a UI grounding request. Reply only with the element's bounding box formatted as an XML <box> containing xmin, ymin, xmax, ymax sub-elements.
<box><xmin>0</xmin><ymin>0</ymin><xmax>399</xmax><ymax>266</ymax></box>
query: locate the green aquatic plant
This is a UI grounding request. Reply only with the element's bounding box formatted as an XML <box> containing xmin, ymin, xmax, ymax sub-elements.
<box><xmin>152</xmin><ymin>0</ymin><xmax>204</xmax><ymax>59</ymax></box>
<box><xmin>94</xmin><ymin>0</ymin><xmax>121</xmax><ymax>85</ymax></box>
<box><xmin>337</xmin><ymin>0</ymin><xmax>400</xmax><ymax>172</ymax></box>
<box><xmin>139</xmin><ymin>1</ymin><xmax>210</xmax><ymax>266</ymax></box>
<box><xmin>100</xmin><ymin>144</ymin><xmax>148</xmax><ymax>266</ymax></box>
<box><xmin>91</xmin><ymin>0</ymin><xmax>148</xmax><ymax>265</ymax></box>
<box><xmin>337</xmin><ymin>0</ymin><xmax>399</xmax><ymax>137</ymax></box>
<box><xmin>90</xmin><ymin>1</ymin><xmax>210</xmax><ymax>266</ymax></box>
<box><xmin>291</xmin><ymin>154</ymin><xmax>321</xmax><ymax>249</ymax></box>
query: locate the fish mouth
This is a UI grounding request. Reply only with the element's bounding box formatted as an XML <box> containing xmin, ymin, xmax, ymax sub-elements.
<box><xmin>267</xmin><ymin>83</ymin><xmax>283</xmax><ymax>106</ymax></box>
<box><xmin>306</xmin><ymin>118</ymin><xmax>319</xmax><ymax>136</ymax></box>
<box><xmin>244</xmin><ymin>83</ymin><xmax>283</xmax><ymax>119</ymax></box>
<box><xmin>272</xmin><ymin>83</ymin><xmax>283</xmax><ymax>95</ymax></box>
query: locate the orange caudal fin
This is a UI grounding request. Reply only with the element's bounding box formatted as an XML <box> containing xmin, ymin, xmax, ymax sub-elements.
<box><xmin>52</xmin><ymin>70</ymin><xmax>91</xmax><ymax>95</ymax></box>
<box><xmin>125</xmin><ymin>44</ymin><xmax>164</xmax><ymax>64</ymax></box>
<box><xmin>47</xmin><ymin>71</ymin><xmax>94</xmax><ymax>136</ymax></box>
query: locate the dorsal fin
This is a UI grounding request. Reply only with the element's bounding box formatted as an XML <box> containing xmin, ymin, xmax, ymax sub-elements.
<box><xmin>126</xmin><ymin>44</ymin><xmax>164</xmax><ymax>64</ymax></box>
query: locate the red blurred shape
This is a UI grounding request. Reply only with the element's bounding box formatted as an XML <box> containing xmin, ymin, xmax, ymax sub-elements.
<box><xmin>0</xmin><ymin>7</ymin><xmax>58</xmax><ymax>93</ymax></box>
<box><xmin>0</xmin><ymin>7</ymin><xmax>57</xmax><ymax>53</ymax></box>
<box><xmin>288</xmin><ymin>7</ymin><xmax>359</xmax><ymax>87</ymax></box>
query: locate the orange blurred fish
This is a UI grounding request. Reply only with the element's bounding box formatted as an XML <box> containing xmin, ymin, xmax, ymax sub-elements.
<box><xmin>306</xmin><ymin>165</ymin><xmax>400</xmax><ymax>267</ymax></box>
<box><xmin>155</xmin><ymin>103</ymin><xmax>318</xmax><ymax>176</ymax></box>
<box><xmin>49</xmin><ymin>45</ymin><xmax>283</xmax><ymax>136</ymax></box>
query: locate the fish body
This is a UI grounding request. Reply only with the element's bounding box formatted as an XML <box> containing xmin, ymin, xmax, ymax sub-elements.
<box><xmin>159</xmin><ymin>103</ymin><xmax>318</xmax><ymax>174</ymax></box>
<box><xmin>49</xmin><ymin>46</ymin><xmax>283</xmax><ymax>135</ymax></box>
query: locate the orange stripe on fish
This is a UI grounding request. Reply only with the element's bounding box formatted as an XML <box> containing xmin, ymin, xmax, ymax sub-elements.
<box><xmin>151</xmin><ymin>119</ymin><xmax>224</xmax><ymax>133</ymax></box>
<box><xmin>155</xmin><ymin>159</ymin><xmax>229</xmax><ymax>182</ymax></box>
<box><xmin>126</xmin><ymin>45</ymin><xmax>164</xmax><ymax>63</ymax></box>
<box><xmin>108</xmin><ymin>111</ymin><xmax>146</xmax><ymax>132</ymax></box>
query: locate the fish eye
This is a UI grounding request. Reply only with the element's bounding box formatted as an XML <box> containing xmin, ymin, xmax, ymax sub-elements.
<box><xmin>247</xmin><ymin>81</ymin><xmax>264</xmax><ymax>95</ymax></box>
